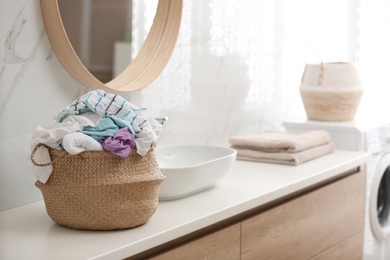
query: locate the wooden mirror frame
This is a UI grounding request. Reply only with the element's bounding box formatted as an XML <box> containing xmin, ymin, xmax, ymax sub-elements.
<box><xmin>41</xmin><ymin>0</ymin><xmax>182</xmax><ymax>92</ymax></box>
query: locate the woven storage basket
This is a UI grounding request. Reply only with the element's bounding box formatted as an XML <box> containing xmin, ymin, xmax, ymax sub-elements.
<box><xmin>300</xmin><ymin>87</ymin><xmax>363</xmax><ymax>121</ymax></box>
<box><xmin>299</xmin><ymin>62</ymin><xmax>363</xmax><ymax>122</ymax></box>
<box><xmin>32</xmin><ymin>144</ymin><xmax>165</xmax><ymax>231</ymax></box>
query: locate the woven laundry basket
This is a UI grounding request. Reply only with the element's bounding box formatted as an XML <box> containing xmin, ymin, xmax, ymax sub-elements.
<box><xmin>31</xmin><ymin>144</ymin><xmax>165</xmax><ymax>231</ymax></box>
<box><xmin>299</xmin><ymin>62</ymin><xmax>364</xmax><ymax>121</ymax></box>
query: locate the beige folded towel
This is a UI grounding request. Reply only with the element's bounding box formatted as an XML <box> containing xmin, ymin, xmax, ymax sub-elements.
<box><xmin>229</xmin><ymin>130</ymin><xmax>332</xmax><ymax>153</ymax></box>
<box><xmin>234</xmin><ymin>142</ymin><xmax>335</xmax><ymax>165</ymax></box>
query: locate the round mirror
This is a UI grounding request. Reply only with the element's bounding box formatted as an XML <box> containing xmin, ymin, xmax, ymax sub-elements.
<box><xmin>41</xmin><ymin>0</ymin><xmax>182</xmax><ymax>92</ymax></box>
<box><xmin>57</xmin><ymin>0</ymin><xmax>158</xmax><ymax>83</ymax></box>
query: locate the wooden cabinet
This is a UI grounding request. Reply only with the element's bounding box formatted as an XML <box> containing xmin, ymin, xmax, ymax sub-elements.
<box><xmin>149</xmin><ymin>224</ymin><xmax>240</xmax><ymax>260</ymax></box>
<box><xmin>241</xmin><ymin>169</ymin><xmax>365</xmax><ymax>260</ymax></box>
<box><xmin>311</xmin><ymin>232</ymin><xmax>364</xmax><ymax>260</ymax></box>
<box><xmin>139</xmin><ymin>170</ymin><xmax>365</xmax><ymax>260</ymax></box>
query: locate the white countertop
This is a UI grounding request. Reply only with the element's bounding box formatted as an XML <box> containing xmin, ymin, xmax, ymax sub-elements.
<box><xmin>0</xmin><ymin>149</ymin><xmax>370</xmax><ymax>260</ymax></box>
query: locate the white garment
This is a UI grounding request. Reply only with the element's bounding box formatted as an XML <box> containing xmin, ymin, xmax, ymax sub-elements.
<box><xmin>31</xmin><ymin>113</ymin><xmax>102</xmax><ymax>150</ymax></box>
<box><xmin>134</xmin><ymin>116</ymin><xmax>162</xmax><ymax>156</ymax></box>
<box><xmin>30</xmin><ymin>113</ymin><xmax>101</xmax><ymax>183</ymax></box>
<box><xmin>29</xmin><ymin>145</ymin><xmax>53</xmax><ymax>184</ymax></box>
<box><xmin>62</xmin><ymin>132</ymin><xmax>103</xmax><ymax>155</ymax></box>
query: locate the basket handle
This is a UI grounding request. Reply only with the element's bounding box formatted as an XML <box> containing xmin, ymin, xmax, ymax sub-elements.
<box><xmin>31</xmin><ymin>143</ymin><xmax>52</xmax><ymax>167</ymax></box>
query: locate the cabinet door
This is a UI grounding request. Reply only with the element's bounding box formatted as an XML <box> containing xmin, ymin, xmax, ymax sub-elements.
<box><xmin>150</xmin><ymin>223</ymin><xmax>240</xmax><ymax>260</ymax></box>
<box><xmin>241</xmin><ymin>171</ymin><xmax>365</xmax><ymax>260</ymax></box>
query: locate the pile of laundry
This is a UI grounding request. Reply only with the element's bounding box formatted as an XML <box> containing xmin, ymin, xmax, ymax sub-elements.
<box><xmin>229</xmin><ymin>130</ymin><xmax>335</xmax><ymax>165</ymax></box>
<box><xmin>30</xmin><ymin>90</ymin><xmax>162</xmax><ymax>183</ymax></box>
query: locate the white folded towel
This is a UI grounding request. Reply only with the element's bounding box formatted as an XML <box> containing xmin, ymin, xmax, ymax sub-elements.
<box><xmin>62</xmin><ymin>132</ymin><xmax>103</xmax><ymax>155</ymax></box>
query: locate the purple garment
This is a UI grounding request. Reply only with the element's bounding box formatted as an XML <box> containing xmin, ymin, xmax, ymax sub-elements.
<box><xmin>102</xmin><ymin>128</ymin><xmax>136</xmax><ymax>158</ymax></box>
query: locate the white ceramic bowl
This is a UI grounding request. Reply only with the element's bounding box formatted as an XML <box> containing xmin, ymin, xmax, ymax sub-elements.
<box><xmin>155</xmin><ymin>145</ymin><xmax>237</xmax><ymax>201</ymax></box>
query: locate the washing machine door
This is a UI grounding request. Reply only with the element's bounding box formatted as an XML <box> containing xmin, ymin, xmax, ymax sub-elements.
<box><xmin>370</xmin><ymin>152</ymin><xmax>390</xmax><ymax>240</ymax></box>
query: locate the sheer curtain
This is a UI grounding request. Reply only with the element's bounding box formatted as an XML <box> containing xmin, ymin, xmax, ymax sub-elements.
<box><xmin>130</xmin><ymin>0</ymin><xmax>390</xmax><ymax>145</ymax></box>
<box><xmin>357</xmin><ymin>1</ymin><xmax>390</xmax><ymax>121</ymax></box>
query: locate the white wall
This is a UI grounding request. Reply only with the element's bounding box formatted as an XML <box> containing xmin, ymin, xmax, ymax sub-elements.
<box><xmin>0</xmin><ymin>0</ymin><xmax>90</xmax><ymax>211</ymax></box>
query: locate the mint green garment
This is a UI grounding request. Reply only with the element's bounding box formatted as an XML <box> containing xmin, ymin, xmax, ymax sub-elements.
<box><xmin>82</xmin><ymin>118</ymin><xmax>119</xmax><ymax>141</ymax></box>
<box><xmin>107</xmin><ymin>116</ymin><xmax>136</xmax><ymax>135</ymax></box>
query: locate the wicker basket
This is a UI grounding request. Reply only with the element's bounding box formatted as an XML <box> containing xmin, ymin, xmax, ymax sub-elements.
<box><xmin>31</xmin><ymin>144</ymin><xmax>165</xmax><ymax>231</ymax></box>
<box><xmin>299</xmin><ymin>62</ymin><xmax>363</xmax><ymax>121</ymax></box>
<box><xmin>300</xmin><ymin>86</ymin><xmax>363</xmax><ymax>121</ymax></box>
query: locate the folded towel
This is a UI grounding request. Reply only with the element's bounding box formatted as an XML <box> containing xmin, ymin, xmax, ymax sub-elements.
<box><xmin>234</xmin><ymin>142</ymin><xmax>335</xmax><ymax>165</ymax></box>
<box><xmin>229</xmin><ymin>130</ymin><xmax>332</xmax><ymax>153</ymax></box>
<box><xmin>62</xmin><ymin>132</ymin><xmax>103</xmax><ymax>155</ymax></box>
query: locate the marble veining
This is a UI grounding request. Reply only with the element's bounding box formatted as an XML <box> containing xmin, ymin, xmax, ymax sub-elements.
<box><xmin>0</xmin><ymin>0</ymin><xmax>49</xmax><ymax>123</ymax></box>
<box><xmin>1</xmin><ymin>0</ymin><xmax>47</xmax><ymax>65</ymax></box>
<box><xmin>0</xmin><ymin>29</ymin><xmax>45</xmax><ymax>118</ymax></box>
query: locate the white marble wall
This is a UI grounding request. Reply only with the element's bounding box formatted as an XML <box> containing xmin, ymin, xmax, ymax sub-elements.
<box><xmin>0</xmin><ymin>0</ymin><xmax>89</xmax><ymax>211</ymax></box>
<box><xmin>0</xmin><ymin>0</ymin><xmax>304</xmax><ymax>211</ymax></box>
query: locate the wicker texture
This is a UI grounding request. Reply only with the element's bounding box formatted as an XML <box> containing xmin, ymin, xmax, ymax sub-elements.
<box><xmin>33</xmin><ymin>144</ymin><xmax>165</xmax><ymax>230</ymax></box>
<box><xmin>300</xmin><ymin>87</ymin><xmax>363</xmax><ymax>121</ymax></box>
<box><xmin>299</xmin><ymin>62</ymin><xmax>363</xmax><ymax>122</ymax></box>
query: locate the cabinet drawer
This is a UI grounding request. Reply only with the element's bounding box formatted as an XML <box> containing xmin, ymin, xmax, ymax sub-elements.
<box><xmin>241</xmin><ymin>171</ymin><xmax>365</xmax><ymax>260</ymax></box>
<box><xmin>150</xmin><ymin>223</ymin><xmax>240</xmax><ymax>260</ymax></box>
<box><xmin>312</xmin><ymin>232</ymin><xmax>364</xmax><ymax>260</ymax></box>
